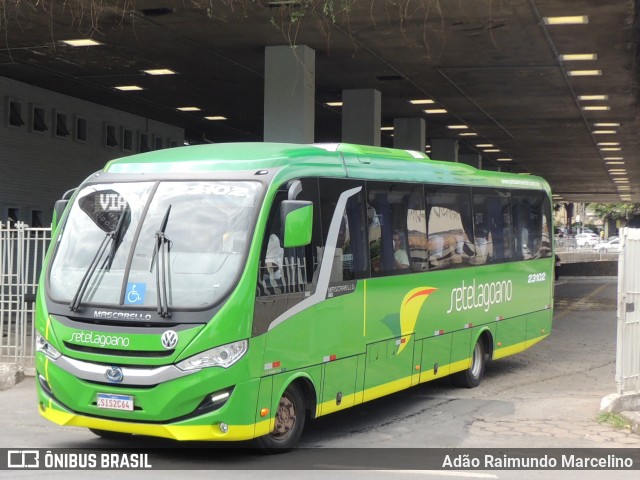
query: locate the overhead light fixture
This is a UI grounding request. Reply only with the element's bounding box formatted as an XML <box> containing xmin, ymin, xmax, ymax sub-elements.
<box><xmin>204</xmin><ymin>116</ymin><xmax>227</xmax><ymax>120</ymax></box>
<box><xmin>605</xmin><ymin>161</ymin><xmax>625</xmax><ymax>165</ymax></box>
<box><xmin>497</xmin><ymin>158</ymin><xmax>512</xmax><ymax>162</ymax></box>
<box><xmin>598</xmin><ymin>142</ymin><xmax>620</xmax><ymax>146</ymax></box>
<box><xmin>143</xmin><ymin>68</ymin><xmax>177</xmax><ymax>75</ymax></box>
<box><xmin>114</xmin><ymin>85</ymin><xmax>144</xmax><ymax>91</ymax></box>
<box><xmin>61</xmin><ymin>38</ymin><xmax>103</xmax><ymax>47</ymax></box>
<box><xmin>380</xmin><ymin>126</ymin><xmax>394</xmax><ymax>131</ymax></box>
<box><xmin>568</xmin><ymin>70</ymin><xmax>602</xmax><ymax>76</ymax></box>
<box><xmin>582</xmin><ymin>106</ymin><xmax>610</xmax><ymax>111</ymax></box>
<box><xmin>544</xmin><ymin>16</ymin><xmax>589</xmax><ymax>25</ymax></box>
<box><xmin>594</xmin><ymin>122</ymin><xmax>620</xmax><ymax>127</ymax></box>
<box><xmin>579</xmin><ymin>95</ymin><xmax>608</xmax><ymax>101</ymax></box>
<box><xmin>475</xmin><ymin>144</ymin><xmax>493</xmax><ymax>148</ymax></box>
<box><xmin>559</xmin><ymin>53</ymin><xmax>597</xmax><ymax>61</ymax></box>
<box><xmin>447</xmin><ymin>125</ymin><xmax>468</xmax><ymax>130</ymax></box>
<box><xmin>601</xmin><ymin>147</ymin><xmax>622</xmax><ymax>151</ymax></box>
<box><xmin>177</xmin><ymin>106</ymin><xmax>201</xmax><ymax>112</ymax></box>
<box><xmin>459</xmin><ymin>132</ymin><xmax>478</xmax><ymax>137</ymax></box>
<box><xmin>604</xmin><ymin>157</ymin><xmax>624</xmax><ymax>161</ymax></box>
<box><xmin>326</xmin><ymin>101</ymin><xmax>343</xmax><ymax>107</ymax></box>
<box><xmin>424</xmin><ymin>109</ymin><xmax>447</xmax><ymax>114</ymax></box>
<box><xmin>410</xmin><ymin>99</ymin><xmax>435</xmax><ymax>105</ymax></box>
<box><xmin>592</xmin><ymin>130</ymin><xmax>617</xmax><ymax>134</ymax></box>
<box><xmin>483</xmin><ymin>149</ymin><xmax>500</xmax><ymax>153</ymax></box>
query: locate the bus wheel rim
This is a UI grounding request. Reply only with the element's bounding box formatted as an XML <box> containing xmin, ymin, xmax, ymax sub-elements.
<box><xmin>471</xmin><ymin>343</ymin><xmax>482</xmax><ymax>378</ymax></box>
<box><xmin>273</xmin><ymin>393</ymin><xmax>296</xmax><ymax>437</ymax></box>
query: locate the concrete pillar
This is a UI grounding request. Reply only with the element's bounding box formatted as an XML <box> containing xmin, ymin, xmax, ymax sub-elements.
<box><xmin>459</xmin><ymin>153</ymin><xmax>482</xmax><ymax>169</ymax></box>
<box><xmin>430</xmin><ymin>138</ymin><xmax>458</xmax><ymax>162</ymax></box>
<box><xmin>264</xmin><ymin>45</ymin><xmax>315</xmax><ymax>143</ymax></box>
<box><xmin>342</xmin><ymin>89</ymin><xmax>381</xmax><ymax>146</ymax></box>
<box><xmin>393</xmin><ymin>118</ymin><xmax>426</xmax><ymax>152</ymax></box>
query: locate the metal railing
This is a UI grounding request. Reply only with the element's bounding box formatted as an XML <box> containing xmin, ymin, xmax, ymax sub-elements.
<box><xmin>616</xmin><ymin>228</ymin><xmax>640</xmax><ymax>395</ymax></box>
<box><xmin>0</xmin><ymin>222</ymin><xmax>51</xmax><ymax>370</ymax></box>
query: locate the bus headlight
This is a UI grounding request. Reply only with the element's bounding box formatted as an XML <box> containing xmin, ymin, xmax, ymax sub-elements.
<box><xmin>35</xmin><ymin>332</ymin><xmax>62</xmax><ymax>360</ymax></box>
<box><xmin>176</xmin><ymin>340</ymin><xmax>248</xmax><ymax>371</ymax></box>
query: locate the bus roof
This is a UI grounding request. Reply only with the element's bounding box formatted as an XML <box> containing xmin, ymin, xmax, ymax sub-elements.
<box><xmin>103</xmin><ymin>142</ymin><xmax>550</xmax><ymax>193</ymax></box>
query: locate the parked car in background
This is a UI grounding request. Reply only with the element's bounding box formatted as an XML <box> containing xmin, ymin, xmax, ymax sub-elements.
<box><xmin>593</xmin><ymin>237</ymin><xmax>621</xmax><ymax>253</ymax></box>
<box><xmin>575</xmin><ymin>232</ymin><xmax>600</xmax><ymax>248</ymax></box>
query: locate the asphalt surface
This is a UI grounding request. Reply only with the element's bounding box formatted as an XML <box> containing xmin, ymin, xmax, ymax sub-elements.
<box><xmin>0</xmin><ymin>276</ymin><xmax>638</xmax><ymax>479</ymax></box>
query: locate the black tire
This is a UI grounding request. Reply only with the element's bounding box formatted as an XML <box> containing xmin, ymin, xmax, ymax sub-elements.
<box><xmin>255</xmin><ymin>383</ymin><xmax>306</xmax><ymax>452</ymax></box>
<box><xmin>89</xmin><ymin>428</ymin><xmax>133</xmax><ymax>440</ymax></box>
<box><xmin>452</xmin><ymin>339</ymin><xmax>486</xmax><ymax>388</ymax></box>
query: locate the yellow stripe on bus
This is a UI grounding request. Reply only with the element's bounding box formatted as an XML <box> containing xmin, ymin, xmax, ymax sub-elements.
<box><xmin>493</xmin><ymin>334</ymin><xmax>548</xmax><ymax>360</ymax></box>
<box><xmin>39</xmin><ymin>404</ymin><xmax>269</xmax><ymax>442</ymax></box>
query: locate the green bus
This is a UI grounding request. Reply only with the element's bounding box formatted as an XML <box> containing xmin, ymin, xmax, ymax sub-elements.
<box><xmin>35</xmin><ymin>142</ymin><xmax>554</xmax><ymax>449</ymax></box>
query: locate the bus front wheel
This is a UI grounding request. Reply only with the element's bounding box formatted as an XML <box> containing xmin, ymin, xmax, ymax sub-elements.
<box><xmin>452</xmin><ymin>340</ymin><xmax>486</xmax><ymax>388</ymax></box>
<box><xmin>256</xmin><ymin>383</ymin><xmax>306</xmax><ymax>451</ymax></box>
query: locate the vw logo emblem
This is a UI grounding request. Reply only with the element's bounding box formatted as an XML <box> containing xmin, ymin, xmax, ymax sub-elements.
<box><xmin>161</xmin><ymin>330</ymin><xmax>178</xmax><ymax>350</ymax></box>
<box><xmin>105</xmin><ymin>366</ymin><xmax>124</xmax><ymax>383</ymax></box>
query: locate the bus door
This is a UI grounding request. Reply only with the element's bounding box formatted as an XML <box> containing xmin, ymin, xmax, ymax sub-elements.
<box><xmin>254</xmin><ymin>178</ymin><xmax>368</xmax><ymax>415</ymax></box>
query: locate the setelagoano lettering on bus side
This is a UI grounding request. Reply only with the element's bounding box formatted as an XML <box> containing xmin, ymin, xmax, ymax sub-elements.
<box><xmin>446</xmin><ymin>278</ymin><xmax>513</xmax><ymax>314</ymax></box>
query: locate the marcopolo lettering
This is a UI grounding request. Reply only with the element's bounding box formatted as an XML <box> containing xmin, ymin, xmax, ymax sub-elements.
<box><xmin>446</xmin><ymin>278</ymin><xmax>513</xmax><ymax>314</ymax></box>
<box><xmin>70</xmin><ymin>331</ymin><xmax>130</xmax><ymax>348</ymax></box>
<box><xmin>93</xmin><ymin>311</ymin><xmax>152</xmax><ymax>321</ymax></box>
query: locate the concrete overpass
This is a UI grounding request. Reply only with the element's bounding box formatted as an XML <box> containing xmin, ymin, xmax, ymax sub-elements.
<box><xmin>0</xmin><ymin>0</ymin><xmax>638</xmax><ymax>211</ymax></box>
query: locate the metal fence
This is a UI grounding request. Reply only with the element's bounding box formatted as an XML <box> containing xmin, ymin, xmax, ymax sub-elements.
<box><xmin>0</xmin><ymin>222</ymin><xmax>51</xmax><ymax>371</ymax></box>
<box><xmin>616</xmin><ymin>228</ymin><xmax>640</xmax><ymax>395</ymax></box>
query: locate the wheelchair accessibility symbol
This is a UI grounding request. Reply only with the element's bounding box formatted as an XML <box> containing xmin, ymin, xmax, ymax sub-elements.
<box><xmin>125</xmin><ymin>283</ymin><xmax>146</xmax><ymax>305</ymax></box>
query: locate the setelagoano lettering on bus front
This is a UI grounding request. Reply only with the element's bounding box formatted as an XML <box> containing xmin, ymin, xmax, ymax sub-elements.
<box><xmin>446</xmin><ymin>278</ymin><xmax>513</xmax><ymax>314</ymax></box>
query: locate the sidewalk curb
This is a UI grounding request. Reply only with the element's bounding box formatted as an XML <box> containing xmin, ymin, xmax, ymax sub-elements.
<box><xmin>601</xmin><ymin>393</ymin><xmax>640</xmax><ymax>436</ymax></box>
<box><xmin>0</xmin><ymin>363</ymin><xmax>25</xmax><ymax>391</ymax></box>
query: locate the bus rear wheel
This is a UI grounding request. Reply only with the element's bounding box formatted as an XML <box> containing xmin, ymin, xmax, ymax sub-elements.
<box><xmin>256</xmin><ymin>383</ymin><xmax>306</xmax><ymax>452</ymax></box>
<box><xmin>452</xmin><ymin>339</ymin><xmax>486</xmax><ymax>388</ymax></box>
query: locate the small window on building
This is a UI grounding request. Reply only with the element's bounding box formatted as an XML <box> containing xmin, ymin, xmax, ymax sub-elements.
<box><xmin>32</xmin><ymin>106</ymin><xmax>48</xmax><ymax>132</ymax></box>
<box><xmin>75</xmin><ymin>116</ymin><xmax>88</xmax><ymax>142</ymax></box>
<box><xmin>122</xmin><ymin>128</ymin><xmax>133</xmax><ymax>151</ymax></box>
<box><xmin>8</xmin><ymin>99</ymin><xmax>25</xmax><ymax>127</ymax></box>
<box><xmin>31</xmin><ymin>210</ymin><xmax>44</xmax><ymax>228</ymax></box>
<box><xmin>105</xmin><ymin>123</ymin><xmax>118</xmax><ymax>148</ymax></box>
<box><xmin>7</xmin><ymin>207</ymin><xmax>20</xmax><ymax>227</ymax></box>
<box><xmin>55</xmin><ymin>112</ymin><xmax>70</xmax><ymax>137</ymax></box>
<box><xmin>154</xmin><ymin>136</ymin><xmax>164</xmax><ymax>150</ymax></box>
<box><xmin>139</xmin><ymin>133</ymin><xmax>150</xmax><ymax>152</ymax></box>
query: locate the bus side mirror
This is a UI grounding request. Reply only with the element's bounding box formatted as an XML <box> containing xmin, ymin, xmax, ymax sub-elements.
<box><xmin>280</xmin><ymin>200</ymin><xmax>313</xmax><ymax>248</ymax></box>
<box><xmin>51</xmin><ymin>188</ymin><xmax>75</xmax><ymax>232</ymax></box>
<box><xmin>52</xmin><ymin>199</ymin><xmax>69</xmax><ymax>232</ymax></box>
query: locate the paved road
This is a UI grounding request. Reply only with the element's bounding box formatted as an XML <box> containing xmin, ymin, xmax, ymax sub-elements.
<box><xmin>0</xmin><ymin>276</ymin><xmax>637</xmax><ymax>479</ymax></box>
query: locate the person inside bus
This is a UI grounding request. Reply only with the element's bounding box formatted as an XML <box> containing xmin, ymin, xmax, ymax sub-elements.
<box><xmin>393</xmin><ymin>231</ymin><xmax>410</xmax><ymax>270</ymax></box>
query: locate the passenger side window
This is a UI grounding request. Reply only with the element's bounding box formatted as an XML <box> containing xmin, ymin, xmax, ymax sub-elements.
<box><xmin>512</xmin><ymin>190</ymin><xmax>552</xmax><ymax>260</ymax></box>
<box><xmin>367</xmin><ymin>182</ymin><xmax>417</xmax><ymax>276</ymax></box>
<box><xmin>319</xmin><ymin>178</ymin><xmax>368</xmax><ymax>282</ymax></box>
<box><xmin>425</xmin><ymin>186</ymin><xmax>475</xmax><ymax>269</ymax></box>
<box><xmin>472</xmin><ymin>188</ymin><xmax>513</xmax><ymax>264</ymax></box>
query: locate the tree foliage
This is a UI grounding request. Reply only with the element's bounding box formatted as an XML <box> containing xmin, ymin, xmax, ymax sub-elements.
<box><xmin>589</xmin><ymin>203</ymin><xmax>640</xmax><ymax>221</ymax></box>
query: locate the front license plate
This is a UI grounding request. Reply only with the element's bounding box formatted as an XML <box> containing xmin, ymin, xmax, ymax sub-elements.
<box><xmin>96</xmin><ymin>393</ymin><xmax>134</xmax><ymax>411</ymax></box>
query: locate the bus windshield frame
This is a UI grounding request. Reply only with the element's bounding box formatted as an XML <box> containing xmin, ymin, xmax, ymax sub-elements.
<box><xmin>47</xmin><ymin>179</ymin><xmax>263</xmax><ymax>313</ymax></box>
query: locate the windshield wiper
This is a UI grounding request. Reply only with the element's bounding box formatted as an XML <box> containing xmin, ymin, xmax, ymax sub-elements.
<box><xmin>150</xmin><ymin>205</ymin><xmax>172</xmax><ymax>318</ymax></box>
<box><xmin>69</xmin><ymin>211</ymin><xmax>129</xmax><ymax>313</ymax></box>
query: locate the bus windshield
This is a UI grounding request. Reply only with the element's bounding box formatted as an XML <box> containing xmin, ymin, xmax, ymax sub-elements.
<box><xmin>49</xmin><ymin>180</ymin><xmax>261</xmax><ymax>311</ymax></box>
